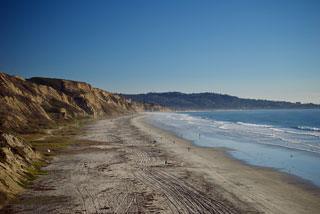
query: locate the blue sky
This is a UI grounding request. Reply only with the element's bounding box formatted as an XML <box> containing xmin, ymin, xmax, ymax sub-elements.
<box><xmin>1</xmin><ymin>0</ymin><xmax>320</xmax><ymax>104</ymax></box>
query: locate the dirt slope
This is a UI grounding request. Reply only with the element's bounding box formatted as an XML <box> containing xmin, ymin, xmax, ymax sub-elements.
<box><xmin>0</xmin><ymin>131</ymin><xmax>40</xmax><ymax>208</ymax></box>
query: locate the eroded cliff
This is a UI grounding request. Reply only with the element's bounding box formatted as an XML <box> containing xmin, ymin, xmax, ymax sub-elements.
<box><xmin>0</xmin><ymin>72</ymin><xmax>169</xmax><ymax>133</ymax></box>
<box><xmin>0</xmin><ymin>131</ymin><xmax>41</xmax><ymax>207</ymax></box>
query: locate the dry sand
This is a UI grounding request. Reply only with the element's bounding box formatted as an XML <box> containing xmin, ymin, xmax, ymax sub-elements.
<box><xmin>2</xmin><ymin>114</ymin><xmax>320</xmax><ymax>213</ymax></box>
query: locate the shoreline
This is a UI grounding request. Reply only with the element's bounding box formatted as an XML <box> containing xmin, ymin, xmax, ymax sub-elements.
<box><xmin>2</xmin><ymin>113</ymin><xmax>320</xmax><ymax>213</ymax></box>
<box><xmin>189</xmin><ymin>142</ymin><xmax>320</xmax><ymax>192</ymax></box>
<box><xmin>144</xmin><ymin>111</ymin><xmax>320</xmax><ymax>188</ymax></box>
<box><xmin>135</xmin><ymin>113</ymin><xmax>320</xmax><ymax>213</ymax></box>
<box><xmin>188</xmin><ymin>140</ymin><xmax>320</xmax><ymax>191</ymax></box>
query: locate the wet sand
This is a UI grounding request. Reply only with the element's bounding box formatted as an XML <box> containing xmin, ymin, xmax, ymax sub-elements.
<box><xmin>2</xmin><ymin>114</ymin><xmax>320</xmax><ymax>213</ymax></box>
<box><xmin>137</xmin><ymin>114</ymin><xmax>320</xmax><ymax>213</ymax></box>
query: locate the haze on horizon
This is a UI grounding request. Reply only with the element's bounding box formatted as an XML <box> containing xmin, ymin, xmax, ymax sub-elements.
<box><xmin>1</xmin><ymin>0</ymin><xmax>319</xmax><ymax>104</ymax></box>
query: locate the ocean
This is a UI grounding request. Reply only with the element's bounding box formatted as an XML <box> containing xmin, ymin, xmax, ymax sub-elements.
<box><xmin>146</xmin><ymin>109</ymin><xmax>320</xmax><ymax>187</ymax></box>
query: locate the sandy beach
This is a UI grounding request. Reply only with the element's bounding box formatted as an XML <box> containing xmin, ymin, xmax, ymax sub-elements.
<box><xmin>2</xmin><ymin>114</ymin><xmax>320</xmax><ymax>213</ymax></box>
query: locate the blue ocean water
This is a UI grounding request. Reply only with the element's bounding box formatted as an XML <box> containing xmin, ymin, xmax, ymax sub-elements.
<box><xmin>146</xmin><ymin>109</ymin><xmax>320</xmax><ymax>187</ymax></box>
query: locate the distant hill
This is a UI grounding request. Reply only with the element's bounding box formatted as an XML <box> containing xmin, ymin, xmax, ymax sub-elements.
<box><xmin>121</xmin><ymin>92</ymin><xmax>320</xmax><ymax>110</ymax></box>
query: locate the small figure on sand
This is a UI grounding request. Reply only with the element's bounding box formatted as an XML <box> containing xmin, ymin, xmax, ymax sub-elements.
<box><xmin>188</xmin><ymin>147</ymin><xmax>190</xmax><ymax>152</ymax></box>
<box><xmin>173</xmin><ymin>140</ymin><xmax>175</xmax><ymax>144</ymax></box>
<box><xmin>153</xmin><ymin>140</ymin><xmax>157</xmax><ymax>144</ymax></box>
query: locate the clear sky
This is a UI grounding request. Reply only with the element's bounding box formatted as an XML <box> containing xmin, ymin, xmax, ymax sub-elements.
<box><xmin>1</xmin><ymin>0</ymin><xmax>320</xmax><ymax>104</ymax></box>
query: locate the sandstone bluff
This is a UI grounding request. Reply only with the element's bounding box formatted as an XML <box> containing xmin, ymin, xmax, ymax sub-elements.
<box><xmin>0</xmin><ymin>72</ymin><xmax>169</xmax><ymax>133</ymax></box>
<box><xmin>0</xmin><ymin>72</ymin><xmax>169</xmax><ymax>209</ymax></box>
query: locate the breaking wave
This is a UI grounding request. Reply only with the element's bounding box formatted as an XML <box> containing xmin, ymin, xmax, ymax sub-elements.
<box><xmin>296</xmin><ymin>126</ymin><xmax>320</xmax><ymax>132</ymax></box>
<box><xmin>148</xmin><ymin>112</ymin><xmax>320</xmax><ymax>154</ymax></box>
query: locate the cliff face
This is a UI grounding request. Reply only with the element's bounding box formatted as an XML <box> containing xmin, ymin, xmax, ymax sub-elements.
<box><xmin>0</xmin><ymin>73</ymin><xmax>169</xmax><ymax>133</ymax></box>
<box><xmin>0</xmin><ymin>131</ymin><xmax>41</xmax><ymax>206</ymax></box>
